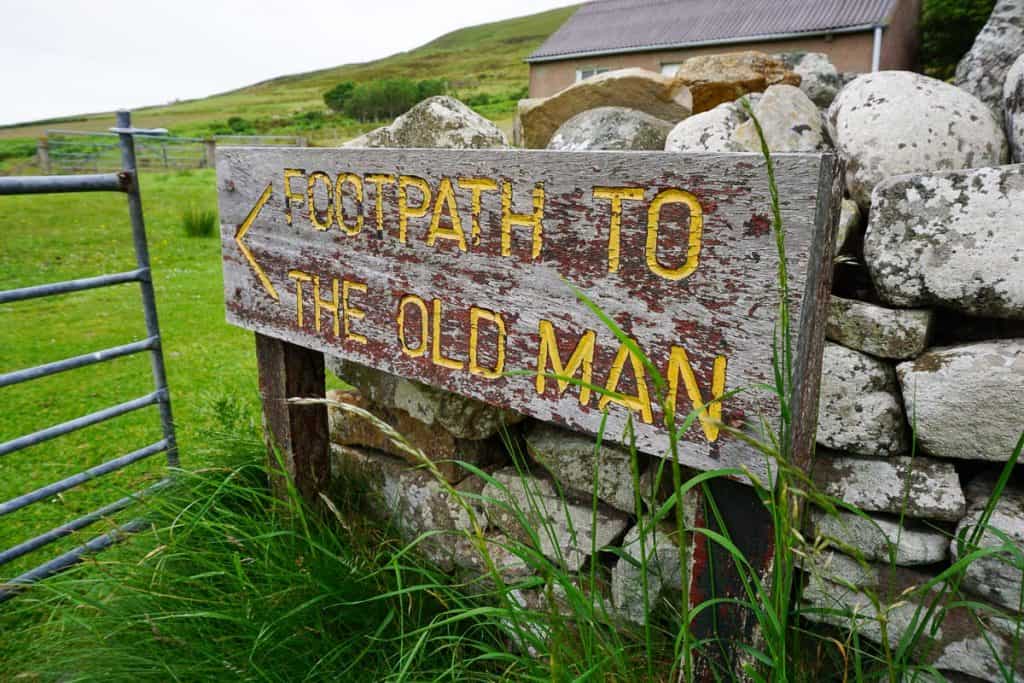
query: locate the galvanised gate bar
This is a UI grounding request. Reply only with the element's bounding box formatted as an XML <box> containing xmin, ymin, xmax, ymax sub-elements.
<box><xmin>0</xmin><ymin>111</ymin><xmax>177</xmax><ymax>601</ymax></box>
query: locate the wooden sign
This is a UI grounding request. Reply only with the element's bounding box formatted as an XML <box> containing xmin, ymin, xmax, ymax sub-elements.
<box><xmin>217</xmin><ymin>148</ymin><xmax>840</xmax><ymax>482</ymax></box>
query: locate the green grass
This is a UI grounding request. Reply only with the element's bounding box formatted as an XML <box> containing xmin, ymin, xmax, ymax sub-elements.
<box><xmin>0</xmin><ymin>4</ymin><xmax>577</xmax><ymax>154</ymax></box>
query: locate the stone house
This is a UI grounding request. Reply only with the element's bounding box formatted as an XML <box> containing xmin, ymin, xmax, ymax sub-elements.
<box><xmin>526</xmin><ymin>0</ymin><xmax>921</xmax><ymax>98</ymax></box>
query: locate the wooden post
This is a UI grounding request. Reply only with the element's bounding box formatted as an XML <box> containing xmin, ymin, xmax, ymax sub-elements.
<box><xmin>204</xmin><ymin>139</ymin><xmax>217</xmax><ymax>169</ymax></box>
<box><xmin>37</xmin><ymin>138</ymin><xmax>50</xmax><ymax>175</ymax></box>
<box><xmin>254</xmin><ymin>333</ymin><xmax>329</xmax><ymax>502</ymax></box>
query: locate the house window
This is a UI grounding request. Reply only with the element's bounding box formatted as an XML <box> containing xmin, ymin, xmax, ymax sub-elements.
<box><xmin>660</xmin><ymin>63</ymin><xmax>681</xmax><ymax>77</ymax></box>
<box><xmin>575</xmin><ymin>67</ymin><xmax>612</xmax><ymax>82</ymax></box>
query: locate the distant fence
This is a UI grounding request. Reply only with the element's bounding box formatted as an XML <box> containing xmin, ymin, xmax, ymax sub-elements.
<box><xmin>39</xmin><ymin>130</ymin><xmax>307</xmax><ymax>174</ymax></box>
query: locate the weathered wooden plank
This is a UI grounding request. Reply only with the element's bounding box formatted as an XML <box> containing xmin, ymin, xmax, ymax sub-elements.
<box><xmin>255</xmin><ymin>333</ymin><xmax>329</xmax><ymax>502</ymax></box>
<box><xmin>218</xmin><ymin>148</ymin><xmax>838</xmax><ymax>482</ymax></box>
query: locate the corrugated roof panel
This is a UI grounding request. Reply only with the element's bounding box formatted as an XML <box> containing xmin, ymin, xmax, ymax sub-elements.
<box><xmin>528</xmin><ymin>0</ymin><xmax>896</xmax><ymax>61</ymax></box>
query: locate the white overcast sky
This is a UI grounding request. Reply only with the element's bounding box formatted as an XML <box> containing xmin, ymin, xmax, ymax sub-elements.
<box><xmin>0</xmin><ymin>0</ymin><xmax>573</xmax><ymax>127</ymax></box>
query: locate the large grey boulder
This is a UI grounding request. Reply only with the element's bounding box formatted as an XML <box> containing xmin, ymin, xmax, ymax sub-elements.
<box><xmin>1006</xmin><ymin>53</ymin><xmax>1024</xmax><ymax>163</ymax></box>
<box><xmin>952</xmin><ymin>477</ymin><xmax>1024</xmax><ymax>613</ymax></box>
<box><xmin>896</xmin><ymin>340</ymin><xmax>1024</xmax><ymax>462</ymax></box>
<box><xmin>732</xmin><ymin>84</ymin><xmax>829</xmax><ymax>152</ymax></box>
<box><xmin>826</xmin><ymin>297</ymin><xmax>932</xmax><ymax>360</ymax></box>
<box><xmin>482</xmin><ymin>468</ymin><xmax>629</xmax><ymax>571</ymax></box>
<box><xmin>664</xmin><ymin>101</ymin><xmax>748</xmax><ymax>153</ymax></box>
<box><xmin>812</xmin><ymin>453</ymin><xmax>966</xmax><ymax>521</ymax></box>
<box><xmin>817</xmin><ymin>343</ymin><xmax>909</xmax><ymax>457</ymax></box>
<box><xmin>345</xmin><ymin>96</ymin><xmax>508</xmax><ymax>149</ymax></box>
<box><xmin>864</xmin><ymin>163</ymin><xmax>1024</xmax><ymax>319</ymax></box>
<box><xmin>546</xmin><ymin>106</ymin><xmax>673</xmax><ymax>151</ymax></box>
<box><xmin>778</xmin><ymin>52</ymin><xmax>842</xmax><ymax>108</ymax></box>
<box><xmin>811</xmin><ymin>509</ymin><xmax>948</xmax><ymax>566</ymax></box>
<box><xmin>524</xmin><ymin>422</ymin><xmax>642</xmax><ymax>514</ymax></box>
<box><xmin>327</xmin><ymin>359</ymin><xmax>523</xmax><ymax>440</ymax></box>
<box><xmin>954</xmin><ymin>0</ymin><xmax>1024</xmax><ymax>119</ymax></box>
<box><xmin>516</xmin><ymin>68</ymin><xmax>692</xmax><ymax>148</ymax></box>
<box><xmin>827</xmin><ymin>71</ymin><xmax>1008</xmax><ymax>208</ymax></box>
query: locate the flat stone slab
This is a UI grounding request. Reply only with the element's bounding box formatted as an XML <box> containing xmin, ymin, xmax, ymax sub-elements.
<box><xmin>864</xmin><ymin>164</ymin><xmax>1024</xmax><ymax>319</ymax></box>
<box><xmin>897</xmin><ymin>340</ymin><xmax>1024</xmax><ymax>462</ymax></box>
<box><xmin>611</xmin><ymin>523</ymin><xmax>684</xmax><ymax>625</ymax></box>
<box><xmin>812</xmin><ymin>452</ymin><xmax>966</xmax><ymax>522</ymax></box>
<box><xmin>811</xmin><ymin>509</ymin><xmax>948</xmax><ymax>566</ymax></box>
<box><xmin>826</xmin><ymin>296</ymin><xmax>932</xmax><ymax>360</ymax></box>
<box><xmin>817</xmin><ymin>343</ymin><xmax>909</xmax><ymax>457</ymax></box>
<box><xmin>524</xmin><ymin>421</ymin><xmax>643</xmax><ymax>514</ymax></box>
<box><xmin>482</xmin><ymin>467</ymin><xmax>630</xmax><ymax>571</ymax></box>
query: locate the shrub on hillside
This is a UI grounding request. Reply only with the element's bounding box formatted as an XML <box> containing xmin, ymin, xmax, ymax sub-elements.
<box><xmin>324</xmin><ymin>78</ymin><xmax>449</xmax><ymax>121</ymax></box>
<box><xmin>323</xmin><ymin>80</ymin><xmax>356</xmax><ymax>112</ymax></box>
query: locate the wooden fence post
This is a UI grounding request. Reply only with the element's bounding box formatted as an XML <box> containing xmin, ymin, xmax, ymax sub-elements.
<box><xmin>37</xmin><ymin>138</ymin><xmax>50</xmax><ymax>175</ymax></box>
<box><xmin>254</xmin><ymin>333</ymin><xmax>329</xmax><ymax>502</ymax></box>
<box><xmin>204</xmin><ymin>139</ymin><xmax>217</xmax><ymax>169</ymax></box>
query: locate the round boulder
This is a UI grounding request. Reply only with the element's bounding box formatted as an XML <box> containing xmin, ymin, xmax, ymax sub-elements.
<box><xmin>1005</xmin><ymin>53</ymin><xmax>1024</xmax><ymax>163</ymax></box>
<box><xmin>546</xmin><ymin>106</ymin><xmax>674</xmax><ymax>151</ymax></box>
<box><xmin>664</xmin><ymin>101</ymin><xmax>748</xmax><ymax>153</ymax></box>
<box><xmin>345</xmin><ymin>96</ymin><xmax>508</xmax><ymax>149</ymax></box>
<box><xmin>732</xmin><ymin>84</ymin><xmax>829</xmax><ymax>152</ymax></box>
<box><xmin>827</xmin><ymin>71</ymin><xmax>1008</xmax><ymax>209</ymax></box>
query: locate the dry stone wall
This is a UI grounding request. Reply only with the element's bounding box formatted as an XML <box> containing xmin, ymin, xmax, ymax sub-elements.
<box><xmin>323</xmin><ymin>36</ymin><xmax>1024</xmax><ymax>675</ymax></box>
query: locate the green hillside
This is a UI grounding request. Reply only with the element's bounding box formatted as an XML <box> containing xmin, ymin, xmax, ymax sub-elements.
<box><xmin>0</xmin><ymin>4</ymin><xmax>576</xmax><ymax>154</ymax></box>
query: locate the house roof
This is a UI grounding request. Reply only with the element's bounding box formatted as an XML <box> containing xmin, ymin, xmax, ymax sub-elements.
<box><xmin>527</xmin><ymin>0</ymin><xmax>897</xmax><ymax>62</ymax></box>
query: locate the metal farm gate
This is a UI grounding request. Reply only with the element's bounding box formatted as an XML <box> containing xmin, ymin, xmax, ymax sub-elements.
<box><xmin>0</xmin><ymin>112</ymin><xmax>177</xmax><ymax>601</ymax></box>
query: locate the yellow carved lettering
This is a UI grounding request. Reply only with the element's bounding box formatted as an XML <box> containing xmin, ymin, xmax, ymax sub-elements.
<box><xmin>287</xmin><ymin>269</ymin><xmax>312</xmax><ymax>327</ymax></box>
<box><xmin>646</xmin><ymin>189</ymin><xmax>703</xmax><ymax>281</ymax></box>
<box><xmin>593</xmin><ymin>186</ymin><xmax>645</xmax><ymax>273</ymax></box>
<box><xmin>599</xmin><ymin>342</ymin><xmax>653</xmax><ymax>424</ymax></box>
<box><xmin>365</xmin><ymin>173</ymin><xmax>395</xmax><ymax>235</ymax></box>
<box><xmin>427</xmin><ymin>177</ymin><xmax>467</xmax><ymax>251</ymax></box>
<box><xmin>397</xmin><ymin>294</ymin><xmax>428</xmax><ymax>357</ymax></box>
<box><xmin>307</xmin><ymin>172</ymin><xmax>334</xmax><ymax>231</ymax></box>
<box><xmin>535</xmin><ymin>319</ymin><xmax>595</xmax><ymax>406</ymax></box>
<box><xmin>469</xmin><ymin>307</ymin><xmax>506</xmax><ymax>379</ymax></box>
<box><xmin>398</xmin><ymin>175</ymin><xmax>431</xmax><ymax>243</ymax></box>
<box><xmin>666</xmin><ymin>346</ymin><xmax>727</xmax><ymax>442</ymax></box>
<box><xmin>334</xmin><ymin>173</ymin><xmax>364</xmax><ymax>235</ymax></box>
<box><xmin>431</xmin><ymin>298</ymin><xmax>464</xmax><ymax>370</ymax></box>
<box><xmin>283</xmin><ymin>168</ymin><xmax>305</xmax><ymax>226</ymax></box>
<box><xmin>312</xmin><ymin>275</ymin><xmax>339</xmax><ymax>335</ymax></box>
<box><xmin>457</xmin><ymin>176</ymin><xmax>497</xmax><ymax>246</ymax></box>
<box><xmin>342</xmin><ymin>280</ymin><xmax>368</xmax><ymax>344</ymax></box>
<box><xmin>501</xmin><ymin>181</ymin><xmax>544</xmax><ymax>259</ymax></box>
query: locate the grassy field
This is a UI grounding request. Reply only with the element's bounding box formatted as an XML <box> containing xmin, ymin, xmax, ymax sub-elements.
<box><xmin>0</xmin><ymin>169</ymin><xmax>273</xmax><ymax>578</ymax></box>
<box><xmin>0</xmin><ymin>4</ymin><xmax>576</xmax><ymax>153</ymax></box>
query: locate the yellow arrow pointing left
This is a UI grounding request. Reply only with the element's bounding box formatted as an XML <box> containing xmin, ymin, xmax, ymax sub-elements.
<box><xmin>234</xmin><ymin>183</ymin><xmax>279</xmax><ymax>302</ymax></box>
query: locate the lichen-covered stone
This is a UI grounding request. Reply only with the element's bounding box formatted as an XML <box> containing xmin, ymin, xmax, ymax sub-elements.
<box><xmin>777</xmin><ymin>52</ymin><xmax>842</xmax><ymax>108</ymax></box>
<box><xmin>801</xmin><ymin>552</ymin><xmax>1024</xmax><ymax>680</ymax></box>
<box><xmin>329</xmin><ymin>444</ymin><xmax>484</xmax><ymax>571</ymax></box>
<box><xmin>449</xmin><ymin>533</ymin><xmax>533</xmax><ymax>585</ymax></box>
<box><xmin>327</xmin><ymin>358</ymin><xmax>524</xmax><ymax>440</ymax></box>
<box><xmin>1006</xmin><ymin>53</ymin><xmax>1024</xmax><ymax>163</ymax></box>
<box><xmin>817</xmin><ymin>343</ymin><xmax>909</xmax><ymax>456</ymax></box>
<box><xmin>864</xmin><ymin>164</ymin><xmax>1024</xmax><ymax>318</ymax></box>
<box><xmin>672</xmin><ymin>51</ymin><xmax>801</xmax><ymax>113</ymax></box>
<box><xmin>664</xmin><ymin>101</ymin><xmax>748</xmax><ymax>153</ymax></box>
<box><xmin>482</xmin><ymin>468</ymin><xmax>629</xmax><ymax>571</ymax></box>
<box><xmin>524</xmin><ymin>422</ymin><xmax>643</xmax><ymax>514</ymax></box>
<box><xmin>833</xmin><ymin>199</ymin><xmax>862</xmax><ymax>257</ymax></box>
<box><xmin>611</xmin><ymin>523</ymin><xmax>684</xmax><ymax>625</ymax></box>
<box><xmin>952</xmin><ymin>477</ymin><xmax>1024</xmax><ymax>613</ymax></box>
<box><xmin>326</xmin><ymin>389</ymin><xmax>500</xmax><ymax>483</ymax></box>
<box><xmin>732</xmin><ymin>84</ymin><xmax>829</xmax><ymax>152</ymax></box>
<box><xmin>827</xmin><ymin>71</ymin><xmax>1008</xmax><ymax>208</ymax></box>
<box><xmin>811</xmin><ymin>509</ymin><xmax>948</xmax><ymax>565</ymax></box>
<box><xmin>546</xmin><ymin>106</ymin><xmax>674</xmax><ymax>151</ymax></box>
<box><xmin>826</xmin><ymin>297</ymin><xmax>933</xmax><ymax>360</ymax></box>
<box><xmin>897</xmin><ymin>340</ymin><xmax>1024</xmax><ymax>462</ymax></box>
<box><xmin>345</xmin><ymin>96</ymin><xmax>508</xmax><ymax>149</ymax></box>
<box><xmin>516</xmin><ymin>68</ymin><xmax>692</xmax><ymax>148</ymax></box>
<box><xmin>954</xmin><ymin>0</ymin><xmax>1024</xmax><ymax>119</ymax></box>
<box><xmin>812</xmin><ymin>453</ymin><xmax>966</xmax><ymax>521</ymax></box>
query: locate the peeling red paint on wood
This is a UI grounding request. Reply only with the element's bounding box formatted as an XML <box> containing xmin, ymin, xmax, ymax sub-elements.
<box><xmin>217</xmin><ymin>148</ymin><xmax>839</xmax><ymax>482</ymax></box>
